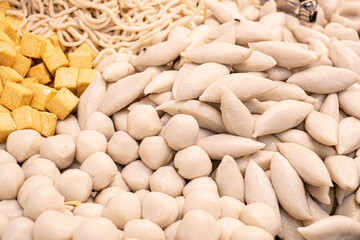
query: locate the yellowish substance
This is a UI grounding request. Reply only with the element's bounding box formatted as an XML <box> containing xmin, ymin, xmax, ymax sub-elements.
<box><xmin>42</xmin><ymin>46</ymin><xmax>69</xmax><ymax>75</ymax></box>
<box><xmin>28</xmin><ymin>83</ymin><xmax>58</xmax><ymax>111</ymax></box>
<box><xmin>11</xmin><ymin>52</ymin><xmax>31</xmax><ymax>77</ymax></box>
<box><xmin>0</xmin><ymin>82</ymin><xmax>34</xmax><ymax>110</ymax></box>
<box><xmin>0</xmin><ymin>41</ymin><xmax>15</xmax><ymax>67</ymax></box>
<box><xmin>0</xmin><ymin>66</ymin><xmax>23</xmax><ymax>85</ymax></box>
<box><xmin>0</xmin><ymin>113</ymin><xmax>16</xmax><ymax>142</ymax></box>
<box><xmin>27</xmin><ymin>63</ymin><xmax>52</xmax><ymax>85</ymax></box>
<box><xmin>40</xmin><ymin>111</ymin><xmax>57</xmax><ymax>137</ymax></box>
<box><xmin>46</xmin><ymin>87</ymin><xmax>79</xmax><ymax>120</ymax></box>
<box><xmin>77</xmin><ymin>69</ymin><xmax>97</xmax><ymax>97</ymax></box>
<box><xmin>21</xmin><ymin>77</ymin><xmax>38</xmax><ymax>88</ymax></box>
<box><xmin>12</xmin><ymin>105</ymin><xmax>42</xmax><ymax>132</ymax></box>
<box><xmin>68</xmin><ymin>51</ymin><xmax>92</xmax><ymax>69</ymax></box>
<box><xmin>20</xmin><ymin>32</ymin><xmax>46</xmax><ymax>58</ymax></box>
<box><xmin>54</xmin><ymin>67</ymin><xmax>79</xmax><ymax>94</ymax></box>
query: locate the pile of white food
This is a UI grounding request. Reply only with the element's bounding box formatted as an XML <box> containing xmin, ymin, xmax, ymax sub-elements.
<box><xmin>2</xmin><ymin>0</ymin><xmax>360</xmax><ymax>239</ymax></box>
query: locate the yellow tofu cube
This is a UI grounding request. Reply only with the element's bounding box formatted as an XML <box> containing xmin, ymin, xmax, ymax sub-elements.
<box><xmin>0</xmin><ymin>11</ymin><xmax>5</xmax><ymax>20</ymax></box>
<box><xmin>48</xmin><ymin>34</ymin><xmax>66</xmax><ymax>52</ymax></box>
<box><xmin>21</xmin><ymin>77</ymin><xmax>38</xmax><ymax>88</ymax></box>
<box><xmin>0</xmin><ymin>113</ymin><xmax>16</xmax><ymax>143</ymax></box>
<box><xmin>0</xmin><ymin>104</ymin><xmax>10</xmax><ymax>113</ymax></box>
<box><xmin>74</xmin><ymin>42</ymin><xmax>97</xmax><ymax>60</ymax></box>
<box><xmin>0</xmin><ymin>41</ymin><xmax>16</xmax><ymax>67</ymax></box>
<box><xmin>28</xmin><ymin>83</ymin><xmax>57</xmax><ymax>111</ymax></box>
<box><xmin>44</xmin><ymin>38</ymin><xmax>54</xmax><ymax>52</ymax></box>
<box><xmin>0</xmin><ymin>30</ymin><xmax>14</xmax><ymax>46</ymax></box>
<box><xmin>5</xmin><ymin>16</ymin><xmax>22</xmax><ymax>32</ymax></box>
<box><xmin>46</xmin><ymin>87</ymin><xmax>79</xmax><ymax>120</ymax></box>
<box><xmin>42</xmin><ymin>47</ymin><xmax>69</xmax><ymax>75</ymax></box>
<box><xmin>11</xmin><ymin>52</ymin><xmax>31</xmax><ymax>77</ymax></box>
<box><xmin>0</xmin><ymin>79</ymin><xmax>2</xmax><ymax>96</ymax></box>
<box><xmin>20</xmin><ymin>33</ymin><xmax>46</xmax><ymax>58</ymax></box>
<box><xmin>68</xmin><ymin>51</ymin><xmax>92</xmax><ymax>69</ymax></box>
<box><xmin>12</xmin><ymin>105</ymin><xmax>41</xmax><ymax>132</ymax></box>
<box><xmin>0</xmin><ymin>2</ymin><xmax>10</xmax><ymax>11</ymax></box>
<box><xmin>0</xmin><ymin>66</ymin><xmax>23</xmax><ymax>85</ymax></box>
<box><xmin>39</xmin><ymin>111</ymin><xmax>57</xmax><ymax>137</ymax></box>
<box><xmin>54</xmin><ymin>67</ymin><xmax>79</xmax><ymax>94</ymax></box>
<box><xmin>77</xmin><ymin>69</ymin><xmax>97</xmax><ymax>97</ymax></box>
<box><xmin>0</xmin><ymin>82</ymin><xmax>33</xmax><ymax>110</ymax></box>
<box><xmin>27</xmin><ymin>62</ymin><xmax>51</xmax><ymax>84</ymax></box>
<box><xmin>0</xmin><ymin>20</ymin><xmax>19</xmax><ymax>43</ymax></box>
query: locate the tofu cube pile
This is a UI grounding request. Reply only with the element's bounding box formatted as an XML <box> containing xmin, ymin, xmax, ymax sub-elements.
<box><xmin>0</xmin><ymin>12</ymin><xmax>98</xmax><ymax>142</ymax></box>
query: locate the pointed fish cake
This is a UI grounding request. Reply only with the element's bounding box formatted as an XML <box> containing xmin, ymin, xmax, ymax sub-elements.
<box><xmin>253</xmin><ymin>100</ymin><xmax>313</xmax><ymax>137</ymax></box>
<box><xmin>200</xmin><ymin>73</ymin><xmax>278</xmax><ymax>103</ymax></box>
<box><xmin>220</xmin><ymin>87</ymin><xmax>254</xmax><ymax>138</ymax></box>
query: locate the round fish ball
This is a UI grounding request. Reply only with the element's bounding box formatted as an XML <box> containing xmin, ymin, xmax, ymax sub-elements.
<box><xmin>55</xmin><ymin>169</ymin><xmax>92</xmax><ymax>202</ymax></box>
<box><xmin>6</xmin><ymin>130</ymin><xmax>42</xmax><ymax>163</ymax></box>
<box><xmin>139</xmin><ymin>136</ymin><xmax>173</xmax><ymax>170</ymax></box>
<box><xmin>174</xmin><ymin>145</ymin><xmax>212</xmax><ymax>179</ymax></box>
<box><xmin>112</xmin><ymin>109</ymin><xmax>129</xmax><ymax>132</ymax></box>
<box><xmin>108</xmin><ymin>172</ymin><xmax>131</xmax><ymax>191</ymax></box>
<box><xmin>33</xmin><ymin>210</ymin><xmax>76</xmax><ymax>240</ymax></box>
<box><xmin>123</xmin><ymin>219</ymin><xmax>165</xmax><ymax>240</ymax></box>
<box><xmin>0</xmin><ymin>200</ymin><xmax>23</xmax><ymax>220</ymax></box>
<box><xmin>102</xmin><ymin>192</ymin><xmax>141</xmax><ymax>229</ymax></box>
<box><xmin>183</xmin><ymin>190</ymin><xmax>221</xmax><ymax>219</ymax></box>
<box><xmin>182</xmin><ymin>177</ymin><xmax>218</xmax><ymax>197</ymax></box>
<box><xmin>177</xmin><ymin>210</ymin><xmax>220</xmax><ymax>240</ymax></box>
<box><xmin>230</xmin><ymin>225</ymin><xmax>274</xmax><ymax>240</ymax></box>
<box><xmin>164</xmin><ymin>220</ymin><xmax>181</xmax><ymax>240</ymax></box>
<box><xmin>27</xmin><ymin>154</ymin><xmax>40</xmax><ymax>161</ymax></box>
<box><xmin>122</xmin><ymin>160</ymin><xmax>154</xmax><ymax>191</ymax></box>
<box><xmin>22</xmin><ymin>158</ymin><xmax>60</xmax><ymax>181</ymax></box>
<box><xmin>142</xmin><ymin>192</ymin><xmax>178</xmax><ymax>228</ymax></box>
<box><xmin>75</xmin><ymin>130</ymin><xmax>107</xmax><ymax>164</ymax></box>
<box><xmin>73</xmin><ymin>217</ymin><xmax>121</xmax><ymax>240</ymax></box>
<box><xmin>55</xmin><ymin>114</ymin><xmax>81</xmax><ymax>139</ymax></box>
<box><xmin>80</xmin><ymin>152</ymin><xmax>117</xmax><ymax>191</ymax></box>
<box><xmin>175</xmin><ymin>196</ymin><xmax>185</xmax><ymax>220</ymax></box>
<box><xmin>84</xmin><ymin>112</ymin><xmax>115</xmax><ymax>141</ymax></box>
<box><xmin>23</xmin><ymin>184</ymin><xmax>65</xmax><ymax>220</ymax></box>
<box><xmin>1</xmin><ymin>217</ymin><xmax>33</xmax><ymax>240</ymax></box>
<box><xmin>218</xmin><ymin>218</ymin><xmax>245</xmax><ymax>240</ymax></box>
<box><xmin>0</xmin><ymin>149</ymin><xmax>16</xmax><ymax>165</ymax></box>
<box><xmin>239</xmin><ymin>202</ymin><xmax>280</xmax><ymax>237</ymax></box>
<box><xmin>107</xmin><ymin>131</ymin><xmax>139</xmax><ymax>165</ymax></box>
<box><xmin>150</xmin><ymin>166</ymin><xmax>185</xmax><ymax>197</ymax></box>
<box><xmin>134</xmin><ymin>189</ymin><xmax>150</xmax><ymax>204</ymax></box>
<box><xmin>40</xmin><ymin>135</ymin><xmax>76</xmax><ymax>169</ymax></box>
<box><xmin>0</xmin><ymin>162</ymin><xmax>25</xmax><ymax>200</ymax></box>
<box><xmin>163</xmin><ymin>114</ymin><xmax>199</xmax><ymax>150</ymax></box>
<box><xmin>95</xmin><ymin>186</ymin><xmax>124</xmax><ymax>206</ymax></box>
<box><xmin>18</xmin><ymin>175</ymin><xmax>53</xmax><ymax>207</ymax></box>
<box><xmin>73</xmin><ymin>203</ymin><xmax>104</xmax><ymax>218</ymax></box>
<box><xmin>127</xmin><ymin>105</ymin><xmax>162</xmax><ymax>140</ymax></box>
<box><xmin>220</xmin><ymin>196</ymin><xmax>245</xmax><ymax>219</ymax></box>
<box><xmin>0</xmin><ymin>213</ymin><xmax>9</xmax><ymax>236</ymax></box>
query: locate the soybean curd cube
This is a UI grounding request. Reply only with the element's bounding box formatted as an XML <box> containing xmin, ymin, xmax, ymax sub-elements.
<box><xmin>48</xmin><ymin>34</ymin><xmax>66</xmax><ymax>52</ymax></box>
<box><xmin>68</xmin><ymin>51</ymin><xmax>92</xmax><ymax>69</ymax></box>
<box><xmin>0</xmin><ymin>104</ymin><xmax>9</xmax><ymax>113</ymax></box>
<box><xmin>46</xmin><ymin>87</ymin><xmax>79</xmax><ymax>120</ymax></box>
<box><xmin>74</xmin><ymin>42</ymin><xmax>97</xmax><ymax>60</ymax></box>
<box><xmin>20</xmin><ymin>33</ymin><xmax>46</xmax><ymax>58</ymax></box>
<box><xmin>39</xmin><ymin>111</ymin><xmax>57</xmax><ymax>137</ymax></box>
<box><xmin>0</xmin><ymin>66</ymin><xmax>22</xmax><ymax>85</ymax></box>
<box><xmin>5</xmin><ymin>16</ymin><xmax>22</xmax><ymax>32</ymax></box>
<box><xmin>11</xmin><ymin>52</ymin><xmax>31</xmax><ymax>77</ymax></box>
<box><xmin>0</xmin><ymin>1</ymin><xmax>10</xmax><ymax>11</ymax></box>
<box><xmin>54</xmin><ymin>67</ymin><xmax>79</xmax><ymax>94</ymax></box>
<box><xmin>0</xmin><ymin>113</ymin><xmax>16</xmax><ymax>143</ymax></box>
<box><xmin>0</xmin><ymin>20</ymin><xmax>18</xmax><ymax>43</ymax></box>
<box><xmin>44</xmin><ymin>38</ymin><xmax>54</xmax><ymax>52</ymax></box>
<box><xmin>0</xmin><ymin>30</ymin><xmax>14</xmax><ymax>46</ymax></box>
<box><xmin>27</xmin><ymin>62</ymin><xmax>51</xmax><ymax>84</ymax></box>
<box><xmin>77</xmin><ymin>69</ymin><xmax>97</xmax><ymax>97</ymax></box>
<box><xmin>42</xmin><ymin>46</ymin><xmax>69</xmax><ymax>75</ymax></box>
<box><xmin>12</xmin><ymin>105</ymin><xmax>41</xmax><ymax>132</ymax></box>
<box><xmin>21</xmin><ymin>77</ymin><xmax>38</xmax><ymax>88</ymax></box>
<box><xmin>0</xmin><ymin>41</ymin><xmax>16</xmax><ymax>67</ymax></box>
<box><xmin>0</xmin><ymin>82</ymin><xmax>33</xmax><ymax>110</ymax></box>
<box><xmin>28</xmin><ymin>83</ymin><xmax>57</xmax><ymax>111</ymax></box>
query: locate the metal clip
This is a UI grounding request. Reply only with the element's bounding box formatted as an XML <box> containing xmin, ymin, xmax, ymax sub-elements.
<box><xmin>260</xmin><ymin>0</ymin><xmax>317</xmax><ymax>23</ymax></box>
